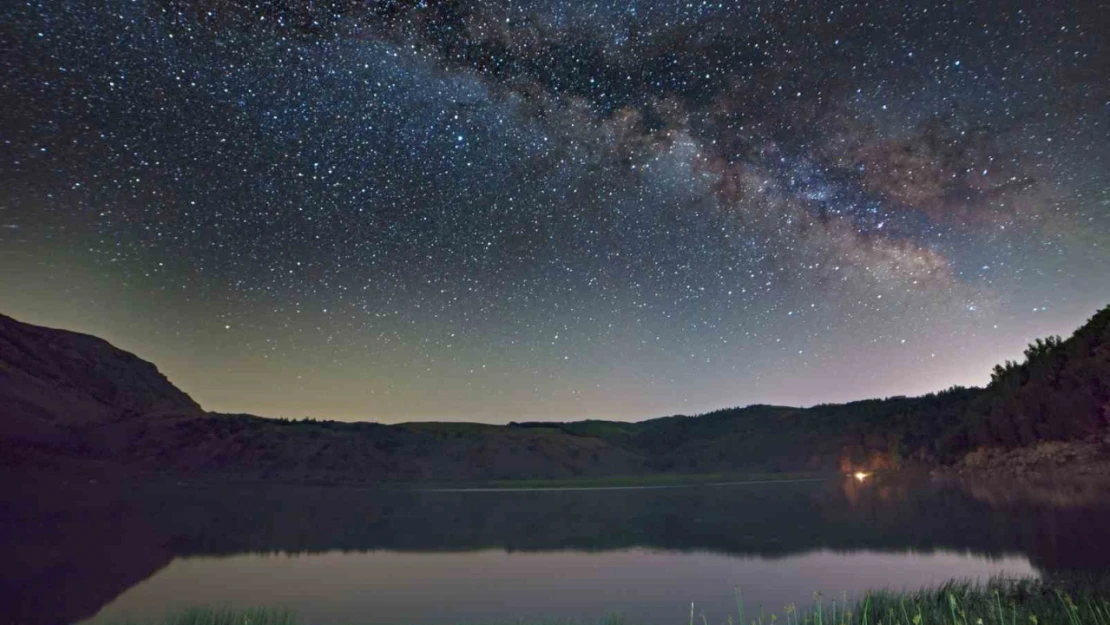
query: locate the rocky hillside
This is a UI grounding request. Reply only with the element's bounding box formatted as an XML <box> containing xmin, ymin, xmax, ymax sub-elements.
<box><xmin>0</xmin><ymin>314</ymin><xmax>202</xmax><ymax>448</ymax></box>
<box><xmin>0</xmin><ymin>314</ymin><xmax>202</xmax><ymax>424</ymax></box>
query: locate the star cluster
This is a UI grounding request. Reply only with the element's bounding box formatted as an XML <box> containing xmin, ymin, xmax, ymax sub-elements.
<box><xmin>1</xmin><ymin>0</ymin><xmax>1107</xmax><ymax>421</ymax></box>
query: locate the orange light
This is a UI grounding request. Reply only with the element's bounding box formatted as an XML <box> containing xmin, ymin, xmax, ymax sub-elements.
<box><xmin>854</xmin><ymin>471</ymin><xmax>869</xmax><ymax>482</ymax></box>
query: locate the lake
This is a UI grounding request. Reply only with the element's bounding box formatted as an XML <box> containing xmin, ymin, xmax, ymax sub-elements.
<box><xmin>3</xmin><ymin>473</ymin><xmax>1109</xmax><ymax>625</ymax></box>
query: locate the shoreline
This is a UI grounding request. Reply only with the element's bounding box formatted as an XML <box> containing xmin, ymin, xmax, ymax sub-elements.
<box><xmin>9</xmin><ymin>445</ymin><xmax>1110</xmax><ymax>491</ymax></box>
<box><xmin>932</xmin><ymin>439</ymin><xmax>1110</xmax><ymax>481</ymax></box>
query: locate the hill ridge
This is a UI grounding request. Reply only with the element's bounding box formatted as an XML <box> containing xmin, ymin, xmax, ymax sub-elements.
<box><xmin>1</xmin><ymin>306</ymin><xmax>1107</xmax><ymax>481</ymax></box>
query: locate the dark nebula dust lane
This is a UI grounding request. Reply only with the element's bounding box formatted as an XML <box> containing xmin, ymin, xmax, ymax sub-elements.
<box><xmin>1</xmin><ymin>0</ymin><xmax>1107</xmax><ymax>421</ymax></box>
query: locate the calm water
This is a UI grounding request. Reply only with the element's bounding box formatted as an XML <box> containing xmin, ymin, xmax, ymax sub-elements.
<box><xmin>3</xmin><ymin>473</ymin><xmax>1109</xmax><ymax>625</ymax></box>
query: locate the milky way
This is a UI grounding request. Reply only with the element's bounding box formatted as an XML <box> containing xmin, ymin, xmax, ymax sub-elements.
<box><xmin>2</xmin><ymin>0</ymin><xmax>1108</xmax><ymax>421</ymax></box>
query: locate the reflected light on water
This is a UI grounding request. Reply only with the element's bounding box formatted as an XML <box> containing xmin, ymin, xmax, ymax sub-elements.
<box><xmin>81</xmin><ymin>549</ymin><xmax>1038</xmax><ymax>625</ymax></box>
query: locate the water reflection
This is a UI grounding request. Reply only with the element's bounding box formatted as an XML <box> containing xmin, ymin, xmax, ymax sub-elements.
<box><xmin>89</xmin><ymin>550</ymin><xmax>1035</xmax><ymax>625</ymax></box>
<box><xmin>2</xmin><ymin>473</ymin><xmax>1108</xmax><ymax>625</ymax></box>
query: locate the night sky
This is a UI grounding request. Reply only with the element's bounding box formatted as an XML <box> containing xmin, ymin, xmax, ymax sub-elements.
<box><xmin>2</xmin><ymin>0</ymin><xmax>1107</xmax><ymax>422</ymax></box>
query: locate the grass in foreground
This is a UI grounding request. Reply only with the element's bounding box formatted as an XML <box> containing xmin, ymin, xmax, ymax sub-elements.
<box><xmin>91</xmin><ymin>579</ymin><xmax>1110</xmax><ymax>625</ymax></box>
<box><xmin>776</xmin><ymin>579</ymin><xmax>1110</xmax><ymax>625</ymax></box>
<box><xmin>97</xmin><ymin>607</ymin><xmax>298</xmax><ymax>625</ymax></box>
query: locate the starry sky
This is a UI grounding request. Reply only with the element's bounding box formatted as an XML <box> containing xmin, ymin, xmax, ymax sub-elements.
<box><xmin>2</xmin><ymin>0</ymin><xmax>1108</xmax><ymax>422</ymax></box>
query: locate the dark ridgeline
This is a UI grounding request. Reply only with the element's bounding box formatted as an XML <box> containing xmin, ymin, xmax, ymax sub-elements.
<box><xmin>1</xmin><ymin>306</ymin><xmax>1108</xmax><ymax>483</ymax></box>
<box><xmin>0</xmin><ymin>313</ymin><xmax>203</xmax><ymax>439</ymax></box>
<box><xmin>2</xmin><ymin>474</ymin><xmax>1110</xmax><ymax>625</ymax></box>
